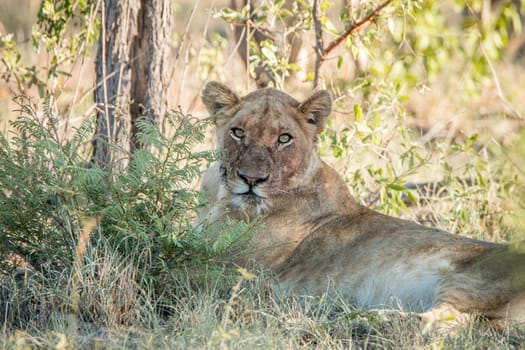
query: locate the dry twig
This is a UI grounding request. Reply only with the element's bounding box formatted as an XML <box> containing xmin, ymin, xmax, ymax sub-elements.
<box><xmin>312</xmin><ymin>0</ymin><xmax>394</xmax><ymax>89</ymax></box>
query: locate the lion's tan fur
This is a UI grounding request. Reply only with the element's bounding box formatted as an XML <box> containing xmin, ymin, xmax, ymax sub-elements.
<box><xmin>198</xmin><ymin>81</ymin><xmax>525</xmax><ymax>322</ymax></box>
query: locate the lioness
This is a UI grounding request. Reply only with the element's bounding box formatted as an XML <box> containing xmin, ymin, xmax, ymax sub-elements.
<box><xmin>197</xmin><ymin>81</ymin><xmax>525</xmax><ymax>322</ymax></box>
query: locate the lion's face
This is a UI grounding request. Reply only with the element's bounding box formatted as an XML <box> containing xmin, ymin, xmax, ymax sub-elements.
<box><xmin>202</xmin><ymin>82</ymin><xmax>332</xmax><ymax>215</ymax></box>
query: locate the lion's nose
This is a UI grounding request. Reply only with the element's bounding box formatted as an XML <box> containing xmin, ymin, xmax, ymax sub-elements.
<box><xmin>237</xmin><ymin>171</ymin><xmax>269</xmax><ymax>186</ymax></box>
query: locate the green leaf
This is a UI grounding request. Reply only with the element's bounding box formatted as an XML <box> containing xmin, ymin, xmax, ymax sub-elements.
<box><xmin>354</xmin><ymin>104</ymin><xmax>363</xmax><ymax>123</ymax></box>
<box><xmin>465</xmin><ymin>134</ymin><xmax>478</xmax><ymax>150</ymax></box>
<box><xmin>337</xmin><ymin>56</ymin><xmax>343</xmax><ymax>69</ymax></box>
<box><xmin>406</xmin><ymin>191</ymin><xmax>418</xmax><ymax>205</ymax></box>
<box><xmin>387</xmin><ymin>183</ymin><xmax>406</xmax><ymax>191</ymax></box>
<box><xmin>371</xmin><ymin>114</ymin><xmax>382</xmax><ymax>130</ymax></box>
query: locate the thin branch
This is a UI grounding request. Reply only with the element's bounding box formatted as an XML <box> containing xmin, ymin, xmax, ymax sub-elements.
<box><xmin>100</xmin><ymin>2</ymin><xmax>111</xmax><ymax>151</ymax></box>
<box><xmin>324</xmin><ymin>0</ymin><xmax>394</xmax><ymax>56</ymax></box>
<box><xmin>66</xmin><ymin>0</ymin><xmax>102</xmax><ymax>130</ymax></box>
<box><xmin>313</xmin><ymin>0</ymin><xmax>394</xmax><ymax>89</ymax></box>
<box><xmin>313</xmin><ymin>0</ymin><xmax>324</xmax><ymax>89</ymax></box>
<box><xmin>175</xmin><ymin>0</ymin><xmax>200</xmax><ymax>60</ymax></box>
<box><xmin>175</xmin><ymin>0</ymin><xmax>201</xmax><ymax>104</ymax></box>
<box><xmin>480</xmin><ymin>43</ymin><xmax>523</xmax><ymax>123</ymax></box>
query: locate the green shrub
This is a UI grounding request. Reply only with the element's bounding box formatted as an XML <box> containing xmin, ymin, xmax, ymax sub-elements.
<box><xmin>0</xmin><ymin>100</ymin><xmax>256</xmax><ymax>321</ymax></box>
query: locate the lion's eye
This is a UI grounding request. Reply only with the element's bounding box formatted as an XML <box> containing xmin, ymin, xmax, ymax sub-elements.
<box><xmin>278</xmin><ymin>133</ymin><xmax>292</xmax><ymax>145</ymax></box>
<box><xmin>230</xmin><ymin>127</ymin><xmax>245</xmax><ymax>140</ymax></box>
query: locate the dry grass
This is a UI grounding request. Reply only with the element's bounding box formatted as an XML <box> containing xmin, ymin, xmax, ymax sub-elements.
<box><xmin>2</xmin><ymin>256</ymin><xmax>525</xmax><ymax>349</ymax></box>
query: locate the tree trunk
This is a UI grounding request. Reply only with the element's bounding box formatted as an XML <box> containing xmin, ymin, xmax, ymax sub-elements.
<box><xmin>92</xmin><ymin>0</ymin><xmax>172</xmax><ymax>170</ymax></box>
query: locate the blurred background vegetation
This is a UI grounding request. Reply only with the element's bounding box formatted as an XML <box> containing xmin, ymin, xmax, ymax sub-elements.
<box><xmin>0</xmin><ymin>0</ymin><xmax>525</xmax><ymax>348</ymax></box>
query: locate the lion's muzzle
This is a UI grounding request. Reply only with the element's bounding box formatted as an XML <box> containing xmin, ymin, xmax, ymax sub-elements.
<box><xmin>237</xmin><ymin>170</ymin><xmax>269</xmax><ymax>187</ymax></box>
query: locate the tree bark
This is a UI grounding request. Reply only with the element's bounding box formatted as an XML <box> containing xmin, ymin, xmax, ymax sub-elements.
<box><xmin>92</xmin><ymin>0</ymin><xmax>172</xmax><ymax>170</ymax></box>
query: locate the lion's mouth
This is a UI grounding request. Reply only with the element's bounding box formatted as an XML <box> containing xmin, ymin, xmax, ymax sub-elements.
<box><xmin>231</xmin><ymin>179</ymin><xmax>267</xmax><ymax>199</ymax></box>
<box><xmin>231</xmin><ymin>188</ymin><xmax>269</xmax><ymax>215</ymax></box>
<box><xmin>234</xmin><ymin>188</ymin><xmax>266</xmax><ymax>199</ymax></box>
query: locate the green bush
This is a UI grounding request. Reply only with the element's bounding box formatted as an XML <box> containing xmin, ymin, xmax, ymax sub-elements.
<box><xmin>0</xmin><ymin>100</ymin><xmax>254</xmax><ymax>298</ymax></box>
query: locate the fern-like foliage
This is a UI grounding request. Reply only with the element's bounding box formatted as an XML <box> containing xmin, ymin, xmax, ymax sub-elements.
<box><xmin>0</xmin><ymin>108</ymin><xmax>98</xmax><ymax>273</ymax></box>
<box><xmin>0</xmin><ymin>106</ymin><xmax>255</xmax><ymax>287</ymax></box>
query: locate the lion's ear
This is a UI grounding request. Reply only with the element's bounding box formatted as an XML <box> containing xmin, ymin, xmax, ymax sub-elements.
<box><xmin>201</xmin><ymin>81</ymin><xmax>241</xmax><ymax>115</ymax></box>
<box><xmin>299</xmin><ymin>90</ymin><xmax>332</xmax><ymax>133</ymax></box>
